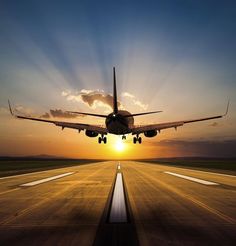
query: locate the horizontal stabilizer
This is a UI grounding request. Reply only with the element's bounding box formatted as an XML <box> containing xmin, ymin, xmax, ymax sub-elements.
<box><xmin>124</xmin><ymin>111</ymin><xmax>162</xmax><ymax>117</ymax></box>
<box><xmin>66</xmin><ymin>111</ymin><xmax>107</xmax><ymax>118</ymax></box>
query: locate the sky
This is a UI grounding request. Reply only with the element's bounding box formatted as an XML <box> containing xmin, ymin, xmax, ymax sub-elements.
<box><xmin>0</xmin><ymin>0</ymin><xmax>236</xmax><ymax>158</ymax></box>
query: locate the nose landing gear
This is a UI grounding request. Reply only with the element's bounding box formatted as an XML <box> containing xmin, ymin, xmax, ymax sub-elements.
<box><xmin>133</xmin><ymin>135</ymin><xmax>142</xmax><ymax>144</ymax></box>
<box><xmin>98</xmin><ymin>136</ymin><xmax>107</xmax><ymax>144</ymax></box>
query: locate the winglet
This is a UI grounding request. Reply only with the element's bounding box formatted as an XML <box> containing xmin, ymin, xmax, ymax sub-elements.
<box><xmin>223</xmin><ymin>100</ymin><xmax>230</xmax><ymax>116</ymax></box>
<box><xmin>8</xmin><ymin>99</ymin><xmax>14</xmax><ymax>116</ymax></box>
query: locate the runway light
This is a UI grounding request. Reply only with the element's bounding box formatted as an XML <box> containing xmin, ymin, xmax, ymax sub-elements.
<box><xmin>115</xmin><ymin>138</ymin><xmax>125</xmax><ymax>152</ymax></box>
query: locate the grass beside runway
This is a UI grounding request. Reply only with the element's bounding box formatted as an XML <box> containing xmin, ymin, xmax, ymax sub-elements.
<box><xmin>140</xmin><ymin>157</ymin><xmax>236</xmax><ymax>174</ymax></box>
<box><xmin>0</xmin><ymin>157</ymin><xmax>103</xmax><ymax>177</ymax></box>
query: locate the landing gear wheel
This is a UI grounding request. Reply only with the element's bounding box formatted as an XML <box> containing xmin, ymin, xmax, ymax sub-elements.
<box><xmin>103</xmin><ymin>137</ymin><xmax>107</xmax><ymax>144</ymax></box>
<box><xmin>122</xmin><ymin>135</ymin><xmax>126</xmax><ymax>140</ymax></box>
<box><xmin>138</xmin><ymin>137</ymin><xmax>142</xmax><ymax>144</ymax></box>
<box><xmin>98</xmin><ymin>136</ymin><xmax>107</xmax><ymax>144</ymax></box>
<box><xmin>98</xmin><ymin>137</ymin><xmax>102</xmax><ymax>144</ymax></box>
<box><xmin>133</xmin><ymin>137</ymin><xmax>137</xmax><ymax>144</ymax></box>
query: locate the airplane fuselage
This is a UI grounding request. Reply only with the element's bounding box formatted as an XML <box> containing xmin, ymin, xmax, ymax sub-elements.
<box><xmin>105</xmin><ymin>110</ymin><xmax>134</xmax><ymax>135</ymax></box>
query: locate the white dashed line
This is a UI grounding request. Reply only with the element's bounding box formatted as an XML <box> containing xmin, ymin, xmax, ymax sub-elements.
<box><xmin>20</xmin><ymin>172</ymin><xmax>74</xmax><ymax>187</ymax></box>
<box><xmin>109</xmin><ymin>173</ymin><xmax>127</xmax><ymax>223</ymax></box>
<box><xmin>164</xmin><ymin>171</ymin><xmax>219</xmax><ymax>185</ymax></box>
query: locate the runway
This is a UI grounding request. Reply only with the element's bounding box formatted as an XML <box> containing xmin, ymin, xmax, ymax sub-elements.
<box><xmin>0</xmin><ymin>161</ymin><xmax>235</xmax><ymax>245</ymax></box>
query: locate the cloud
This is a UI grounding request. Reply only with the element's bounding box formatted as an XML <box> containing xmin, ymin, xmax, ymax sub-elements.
<box><xmin>62</xmin><ymin>89</ymin><xmax>149</xmax><ymax>111</ymax></box>
<box><xmin>0</xmin><ymin>104</ymin><xmax>36</xmax><ymax>117</ymax></box>
<box><xmin>40</xmin><ymin>112</ymin><xmax>51</xmax><ymax>118</ymax></box>
<box><xmin>40</xmin><ymin>109</ymin><xmax>84</xmax><ymax>119</ymax></box>
<box><xmin>81</xmin><ymin>93</ymin><xmax>114</xmax><ymax>108</ymax></box>
<box><xmin>14</xmin><ymin>105</ymin><xmax>34</xmax><ymax>116</ymax></box>
<box><xmin>122</xmin><ymin>92</ymin><xmax>135</xmax><ymax>99</ymax></box>
<box><xmin>2</xmin><ymin>103</ymin><xmax>80</xmax><ymax>119</ymax></box>
<box><xmin>148</xmin><ymin>139</ymin><xmax>236</xmax><ymax>157</ymax></box>
<box><xmin>50</xmin><ymin>109</ymin><xmax>82</xmax><ymax>118</ymax></box>
<box><xmin>62</xmin><ymin>89</ymin><xmax>121</xmax><ymax>110</ymax></box>
<box><xmin>121</xmin><ymin>92</ymin><xmax>148</xmax><ymax>110</ymax></box>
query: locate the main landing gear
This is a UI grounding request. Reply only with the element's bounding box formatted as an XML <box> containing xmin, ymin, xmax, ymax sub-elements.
<box><xmin>133</xmin><ymin>136</ymin><xmax>142</xmax><ymax>144</ymax></box>
<box><xmin>98</xmin><ymin>136</ymin><xmax>107</xmax><ymax>144</ymax></box>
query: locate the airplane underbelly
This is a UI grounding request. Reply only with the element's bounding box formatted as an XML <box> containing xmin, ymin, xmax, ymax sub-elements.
<box><xmin>107</xmin><ymin>121</ymin><xmax>131</xmax><ymax>135</ymax></box>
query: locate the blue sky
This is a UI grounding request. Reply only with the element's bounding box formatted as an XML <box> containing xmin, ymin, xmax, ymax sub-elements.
<box><xmin>0</xmin><ymin>0</ymin><xmax>236</xmax><ymax>157</ymax></box>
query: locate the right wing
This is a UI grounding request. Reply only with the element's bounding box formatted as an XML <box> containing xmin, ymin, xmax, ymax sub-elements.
<box><xmin>131</xmin><ymin>102</ymin><xmax>229</xmax><ymax>135</ymax></box>
<box><xmin>8</xmin><ymin>101</ymin><xmax>107</xmax><ymax>135</ymax></box>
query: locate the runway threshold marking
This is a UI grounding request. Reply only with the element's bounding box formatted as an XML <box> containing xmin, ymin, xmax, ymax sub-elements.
<box><xmin>20</xmin><ymin>172</ymin><xmax>74</xmax><ymax>187</ymax></box>
<box><xmin>109</xmin><ymin>173</ymin><xmax>127</xmax><ymax>223</ymax></box>
<box><xmin>164</xmin><ymin>171</ymin><xmax>219</xmax><ymax>185</ymax></box>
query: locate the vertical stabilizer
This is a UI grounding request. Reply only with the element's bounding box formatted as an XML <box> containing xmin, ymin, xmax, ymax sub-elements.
<box><xmin>113</xmin><ymin>67</ymin><xmax>118</xmax><ymax>114</ymax></box>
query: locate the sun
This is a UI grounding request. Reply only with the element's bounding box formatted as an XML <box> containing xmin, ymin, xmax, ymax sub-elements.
<box><xmin>115</xmin><ymin>138</ymin><xmax>125</xmax><ymax>152</ymax></box>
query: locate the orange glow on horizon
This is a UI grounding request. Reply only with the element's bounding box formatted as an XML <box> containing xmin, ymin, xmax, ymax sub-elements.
<box><xmin>1</xmin><ymin>107</ymin><xmax>235</xmax><ymax>159</ymax></box>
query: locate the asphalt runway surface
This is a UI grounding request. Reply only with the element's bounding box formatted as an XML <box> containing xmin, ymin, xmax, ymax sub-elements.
<box><xmin>0</xmin><ymin>161</ymin><xmax>235</xmax><ymax>246</ymax></box>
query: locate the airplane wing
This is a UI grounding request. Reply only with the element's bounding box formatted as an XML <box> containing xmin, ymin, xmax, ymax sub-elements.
<box><xmin>131</xmin><ymin>102</ymin><xmax>229</xmax><ymax>135</ymax></box>
<box><xmin>8</xmin><ymin>101</ymin><xmax>107</xmax><ymax>134</ymax></box>
<box><xmin>14</xmin><ymin>115</ymin><xmax>107</xmax><ymax>134</ymax></box>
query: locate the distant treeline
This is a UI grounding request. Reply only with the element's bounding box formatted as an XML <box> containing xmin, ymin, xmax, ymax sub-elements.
<box><xmin>0</xmin><ymin>158</ymin><xmax>105</xmax><ymax>177</ymax></box>
<box><xmin>139</xmin><ymin>157</ymin><xmax>236</xmax><ymax>161</ymax></box>
<box><xmin>139</xmin><ymin>157</ymin><xmax>236</xmax><ymax>173</ymax></box>
<box><xmin>0</xmin><ymin>156</ymin><xmax>105</xmax><ymax>161</ymax></box>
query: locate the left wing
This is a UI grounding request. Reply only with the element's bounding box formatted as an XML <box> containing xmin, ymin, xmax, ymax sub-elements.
<box><xmin>8</xmin><ymin>101</ymin><xmax>107</xmax><ymax>134</ymax></box>
<box><xmin>131</xmin><ymin>102</ymin><xmax>229</xmax><ymax>135</ymax></box>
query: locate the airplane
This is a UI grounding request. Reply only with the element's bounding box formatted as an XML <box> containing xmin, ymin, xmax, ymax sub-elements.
<box><xmin>8</xmin><ymin>67</ymin><xmax>229</xmax><ymax>144</ymax></box>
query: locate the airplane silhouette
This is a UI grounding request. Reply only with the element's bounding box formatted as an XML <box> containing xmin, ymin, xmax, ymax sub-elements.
<box><xmin>8</xmin><ymin>67</ymin><xmax>229</xmax><ymax>144</ymax></box>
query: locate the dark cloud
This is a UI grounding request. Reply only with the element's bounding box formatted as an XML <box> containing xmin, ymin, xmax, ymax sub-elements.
<box><xmin>40</xmin><ymin>109</ymin><xmax>84</xmax><ymax>119</ymax></box>
<box><xmin>50</xmin><ymin>109</ymin><xmax>80</xmax><ymax>118</ymax></box>
<box><xmin>62</xmin><ymin>90</ymin><xmax>121</xmax><ymax>110</ymax></box>
<box><xmin>148</xmin><ymin>139</ymin><xmax>236</xmax><ymax>157</ymax></box>
<box><xmin>40</xmin><ymin>112</ymin><xmax>50</xmax><ymax>118</ymax></box>
<box><xmin>81</xmin><ymin>93</ymin><xmax>119</xmax><ymax>109</ymax></box>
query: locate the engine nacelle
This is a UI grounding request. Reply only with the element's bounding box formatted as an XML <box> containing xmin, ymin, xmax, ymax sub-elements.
<box><xmin>144</xmin><ymin>130</ymin><xmax>157</xmax><ymax>138</ymax></box>
<box><xmin>85</xmin><ymin>130</ymin><xmax>98</xmax><ymax>137</ymax></box>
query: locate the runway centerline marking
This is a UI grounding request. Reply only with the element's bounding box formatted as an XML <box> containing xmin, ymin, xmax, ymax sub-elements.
<box><xmin>109</xmin><ymin>173</ymin><xmax>127</xmax><ymax>223</ymax></box>
<box><xmin>164</xmin><ymin>171</ymin><xmax>219</xmax><ymax>185</ymax></box>
<box><xmin>20</xmin><ymin>172</ymin><xmax>74</xmax><ymax>187</ymax></box>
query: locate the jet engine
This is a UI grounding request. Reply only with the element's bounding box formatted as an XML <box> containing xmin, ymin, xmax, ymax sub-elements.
<box><xmin>144</xmin><ymin>130</ymin><xmax>157</xmax><ymax>137</ymax></box>
<box><xmin>85</xmin><ymin>130</ymin><xmax>98</xmax><ymax>137</ymax></box>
